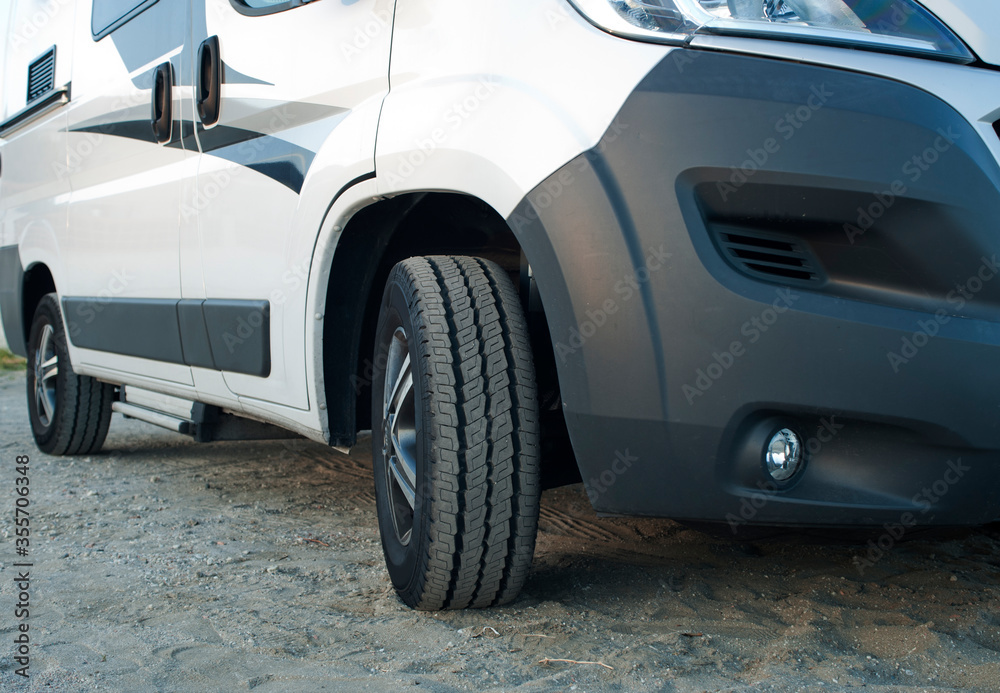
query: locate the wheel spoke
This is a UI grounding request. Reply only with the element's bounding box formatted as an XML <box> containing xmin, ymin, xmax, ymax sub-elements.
<box><xmin>386</xmin><ymin>353</ymin><xmax>412</xmax><ymax>417</ymax></box>
<box><xmin>41</xmin><ymin>355</ymin><xmax>58</xmax><ymax>384</ymax></box>
<box><xmin>386</xmin><ymin>349</ymin><xmax>417</xmax><ymax>508</ymax></box>
<box><xmin>388</xmin><ymin>453</ymin><xmax>416</xmax><ymax>510</ymax></box>
<box><xmin>37</xmin><ymin>383</ymin><xmax>55</xmax><ymax>422</ymax></box>
<box><xmin>37</xmin><ymin>324</ymin><xmax>53</xmax><ymax>361</ymax></box>
<box><xmin>33</xmin><ymin>323</ymin><xmax>58</xmax><ymax>427</ymax></box>
<box><xmin>390</xmin><ymin>420</ymin><xmax>417</xmax><ymax>491</ymax></box>
<box><xmin>381</xmin><ymin>327</ymin><xmax>419</xmax><ymax>546</ymax></box>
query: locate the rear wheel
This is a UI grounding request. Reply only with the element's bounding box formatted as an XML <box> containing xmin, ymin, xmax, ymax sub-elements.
<box><xmin>372</xmin><ymin>256</ymin><xmax>540</xmax><ymax>610</ymax></box>
<box><xmin>26</xmin><ymin>294</ymin><xmax>114</xmax><ymax>455</ymax></box>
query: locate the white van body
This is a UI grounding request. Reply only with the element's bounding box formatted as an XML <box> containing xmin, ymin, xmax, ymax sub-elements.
<box><xmin>1</xmin><ymin>0</ymin><xmax>664</xmax><ymax>437</ymax></box>
<box><xmin>5</xmin><ymin>0</ymin><xmax>1000</xmax><ymax>609</ymax></box>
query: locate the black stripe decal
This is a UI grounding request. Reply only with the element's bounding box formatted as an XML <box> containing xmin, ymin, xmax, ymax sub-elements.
<box><xmin>68</xmin><ymin>120</ymin><xmax>314</xmax><ymax>193</ymax></box>
<box><xmin>63</xmin><ymin>297</ymin><xmax>270</xmax><ymax>377</ymax></box>
<box><xmin>71</xmin><ymin>119</ymin><xmax>158</xmax><ymax>143</ymax></box>
<box><xmin>185</xmin><ymin>122</ymin><xmax>263</xmax><ymax>152</ymax></box>
<box><xmin>209</xmin><ymin>133</ymin><xmax>314</xmax><ymax>193</ymax></box>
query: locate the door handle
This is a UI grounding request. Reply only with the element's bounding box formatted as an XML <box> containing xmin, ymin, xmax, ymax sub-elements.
<box><xmin>151</xmin><ymin>61</ymin><xmax>173</xmax><ymax>144</ymax></box>
<box><xmin>197</xmin><ymin>36</ymin><xmax>221</xmax><ymax>126</ymax></box>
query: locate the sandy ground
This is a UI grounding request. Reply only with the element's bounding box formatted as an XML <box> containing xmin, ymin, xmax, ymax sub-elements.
<box><xmin>1</xmin><ymin>369</ymin><xmax>999</xmax><ymax>692</ymax></box>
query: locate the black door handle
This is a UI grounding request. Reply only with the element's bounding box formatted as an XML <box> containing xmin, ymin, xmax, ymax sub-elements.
<box><xmin>151</xmin><ymin>61</ymin><xmax>173</xmax><ymax>144</ymax></box>
<box><xmin>197</xmin><ymin>36</ymin><xmax>221</xmax><ymax>126</ymax></box>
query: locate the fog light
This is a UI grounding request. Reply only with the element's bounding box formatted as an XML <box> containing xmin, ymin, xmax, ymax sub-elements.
<box><xmin>765</xmin><ymin>428</ymin><xmax>803</xmax><ymax>482</ymax></box>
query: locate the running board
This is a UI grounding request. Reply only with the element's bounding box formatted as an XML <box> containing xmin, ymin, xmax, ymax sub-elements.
<box><xmin>114</xmin><ymin>386</ymin><xmax>301</xmax><ymax>442</ymax></box>
<box><xmin>112</xmin><ymin>401</ymin><xmax>193</xmax><ymax>434</ymax></box>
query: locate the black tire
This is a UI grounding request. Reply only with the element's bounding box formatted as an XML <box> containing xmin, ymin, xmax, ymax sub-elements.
<box><xmin>26</xmin><ymin>294</ymin><xmax>114</xmax><ymax>456</ymax></box>
<box><xmin>372</xmin><ymin>256</ymin><xmax>540</xmax><ymax>610</ymax></box>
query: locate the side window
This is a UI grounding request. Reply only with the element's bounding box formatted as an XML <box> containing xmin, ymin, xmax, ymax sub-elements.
<box><xmin>92</xmin><ymin>0</ymin><xmax>159</xmax><ymax>39</ymax></box>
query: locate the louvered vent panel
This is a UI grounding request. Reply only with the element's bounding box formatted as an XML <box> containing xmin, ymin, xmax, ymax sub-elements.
<box><xmin>27</xmin><ymin>48</ymin><xmax>56</xmax><ymax>103</ymax></box>
<box><xmin>715</xmin><ymin>228</ymin><xmax>823</xmax><ymax>284</ymax></box>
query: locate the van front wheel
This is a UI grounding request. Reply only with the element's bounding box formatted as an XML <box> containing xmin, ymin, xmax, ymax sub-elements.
<box><xmin>372</xmin><ymin>256</ymin><xmax>540</xmax><ymax>610</ymax></box>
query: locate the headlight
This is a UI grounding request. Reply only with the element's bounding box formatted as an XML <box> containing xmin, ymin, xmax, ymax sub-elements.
<box><xmin>568</xmin><ymin>0</ymin><xmax>974</xmax><ymax>63</ymax></box>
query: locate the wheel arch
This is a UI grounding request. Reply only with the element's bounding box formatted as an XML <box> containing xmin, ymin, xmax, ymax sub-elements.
<box><xmin>323</xmin><ymin>192</ymin><xmax>522</xmax><ymax>445</ymax></box>
<box><xmin>321</xmin><ymin>190</ymin><xmax>579</xmax><ymax>487</ymax></box>
<box><xmin>11</xmin><ymin>260</ymin><xmax>58</xmax><ymax>357</ymax></box>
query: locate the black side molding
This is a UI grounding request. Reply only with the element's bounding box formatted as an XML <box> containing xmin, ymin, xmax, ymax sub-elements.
<box><xmin>177</xmin><ymin>300</ymin><xmax>217</xmax><ymax>369</ymax></box>
<box><xmin>62</xmin><ymin>297</ymin><xmax>270</xmax><ymax>377</ymax></box>
<box><xmin>64</xmin><ymin>297</ymin><xmax>185</xmax><ymax>363</ymax></box>
<box><xmin>202</xmin><ymin>300</ymin><xmax>271</xmax><ymax>377</ymax></box>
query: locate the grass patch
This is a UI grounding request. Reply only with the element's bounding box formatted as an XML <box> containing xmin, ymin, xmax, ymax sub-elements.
<box><xmin>0</xmin><ymin>348</ymin><xmax>27</xmax><ymax>371</ymax></box>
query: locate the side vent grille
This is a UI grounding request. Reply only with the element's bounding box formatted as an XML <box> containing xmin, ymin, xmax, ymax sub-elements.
<box><xmin>714</xmin><ymin>227</ymin><xmax>823</xmax><ymax>284</ymax></box>
<box><xmin>27</xmin><ymin>47</ymin><xmax>56</xmax><ymax>103</ymax></box>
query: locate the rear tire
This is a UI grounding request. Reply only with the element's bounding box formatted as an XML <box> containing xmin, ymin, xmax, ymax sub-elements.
<box><xmin>26</xmin><ymin>294</ymin><xmax>114</xmax><ymax>455</ymax></box>
<box><xmin>372</xmin><ymin>256</ymin><xmax>540</xmax><ymax>610</ymax></box>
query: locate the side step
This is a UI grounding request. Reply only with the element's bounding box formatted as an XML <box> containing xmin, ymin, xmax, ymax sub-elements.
<box><xmin>113</xmin><ymin>386</ymin><xmax>300</xmax><ymax>442</ymax></box>
<box><xmin>112</xmin><ymin>401</ymin><xmax>193</xmax><ymax>434</ymax></box>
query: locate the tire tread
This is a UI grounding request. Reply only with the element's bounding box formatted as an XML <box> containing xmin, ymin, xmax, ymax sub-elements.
<box><xmin>387</xmin><ymin>256</ymin><xmax>539</xmax><ymax>610</ymax></box>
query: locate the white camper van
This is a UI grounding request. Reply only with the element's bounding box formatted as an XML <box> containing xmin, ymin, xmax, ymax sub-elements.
<box><xmin>4</xmin><ymin>0</ymin><xmax>1000</xmax><ymax>609</ymax></box>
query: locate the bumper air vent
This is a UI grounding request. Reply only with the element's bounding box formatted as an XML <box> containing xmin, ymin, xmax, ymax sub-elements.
<box><xmin>714</xmin><ymin>226</ymin><xmax>823</xmax><ymax>285</ymax></box>
<box><xmin>27</xmin><ymin>47</ymin><xmax>56</xmax><ymax>103</ymax></box>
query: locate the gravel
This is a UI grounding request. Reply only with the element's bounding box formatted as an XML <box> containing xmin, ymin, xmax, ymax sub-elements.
<box><xmin>1</xmin><ymin>370</ymin><xmax>998</xmax><ymax>691</ymax></box>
